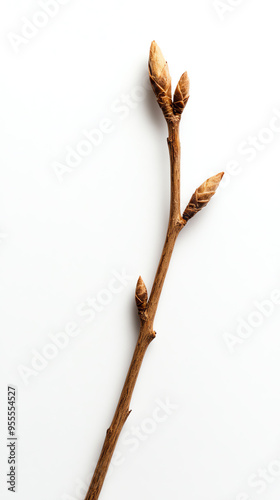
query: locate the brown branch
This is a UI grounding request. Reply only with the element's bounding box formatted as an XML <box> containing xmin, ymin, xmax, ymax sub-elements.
<box><xmin>84</xmin><ymin>41</ymin><xmax>223</xmax><ymax>500</ymax></box>
<box><xmin>146</xmin><ymin>118</ymin><xmax>185</xmax><ymax>327</ymax></box>
<box><xmin>84</xmin><ymin>326</ymin><xmax>155</xmax><ymax>500</ymax></box>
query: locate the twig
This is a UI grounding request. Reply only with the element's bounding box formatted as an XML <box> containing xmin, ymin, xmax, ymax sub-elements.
<box><xmin>84</xmin><ymin>41</ymin><xmax>223</xmax><ymax>500</ymax></box>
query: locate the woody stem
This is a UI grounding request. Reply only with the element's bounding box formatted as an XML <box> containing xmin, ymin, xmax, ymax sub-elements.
<box><xmin>84</xmin><ymin>117</ymin><xmax>184</xmax><ymax>500</ymax></box>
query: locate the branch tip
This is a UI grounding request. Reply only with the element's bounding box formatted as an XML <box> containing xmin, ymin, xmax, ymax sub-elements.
<box><xmin>148</xmin><ymin>41</ymin><xmax>173</xmax><ymax>121</ymax></box>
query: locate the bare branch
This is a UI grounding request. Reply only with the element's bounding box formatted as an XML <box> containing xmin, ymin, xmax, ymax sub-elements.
<box><xmin>84</xmin><ymin>43</ymin><xmax>223</xmax><ymax>500</ymax></box>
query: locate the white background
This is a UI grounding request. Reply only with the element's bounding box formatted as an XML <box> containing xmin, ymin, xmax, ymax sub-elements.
<box><xmin>1</xmin><ymin>1</ymin><xmax>280</xmax><ymax>499</ymax></box>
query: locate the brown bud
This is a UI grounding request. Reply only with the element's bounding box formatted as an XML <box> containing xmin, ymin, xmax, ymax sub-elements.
<box><xmin>183</xmin><ymin>172</ymin><xmax>224</xmax><ymax>222</ymax></box>
<box><xmin>148</xmin><ymin>41</ymin><xmax>173</xmax><ymax>121</ymax></box>
<box><xmin>173</xmin><ymin>72</ymin><xmax>190</xmax><ymax>115</ymax></box>
<box><xmin>135</xmin><ymin>276</ymin><xmax>148</xmax><ymax>312</ymax></box>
